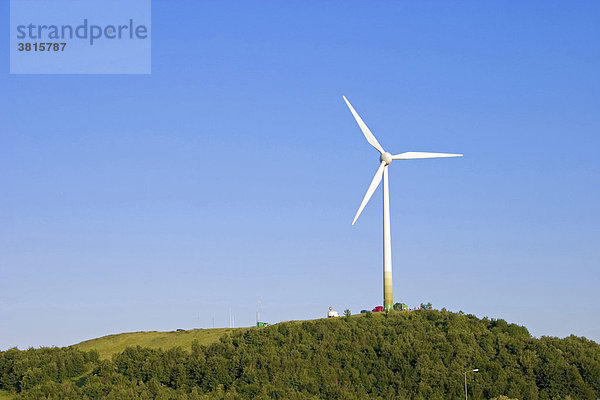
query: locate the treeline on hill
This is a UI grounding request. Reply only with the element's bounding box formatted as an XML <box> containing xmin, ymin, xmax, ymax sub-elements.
<box><xmin>1</xmin><ymin>310</ymin><xmax>600</xmax><ymax>399</ymax></box>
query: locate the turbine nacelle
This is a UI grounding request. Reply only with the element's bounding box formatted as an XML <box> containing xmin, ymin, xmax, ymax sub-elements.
<box><xmin>380</xmin><ymin>152</ymin><xmax>393</xmax><ymax>165</ymax></box>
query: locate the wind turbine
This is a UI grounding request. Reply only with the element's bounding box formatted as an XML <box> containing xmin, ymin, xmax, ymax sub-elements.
<box><xmin>343</xmin><ymin>96</ymin><xmax>462</xmax><ymax>311</ymax></box>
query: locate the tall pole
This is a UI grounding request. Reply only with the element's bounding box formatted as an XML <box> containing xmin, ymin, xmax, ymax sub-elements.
<box><xmin>382</xmin><ymin>166</ymin><xmax>393</xmax><ymax>310</ymax></box>
<box><xmin>257</xmin><ymin>299</ymin><xmax>261</xmax><ymax>326</ymax></box>
<box><xmin>464</xmin><ymin>369</ymin><xmax>478</xmax><ymax>399</ymax></box>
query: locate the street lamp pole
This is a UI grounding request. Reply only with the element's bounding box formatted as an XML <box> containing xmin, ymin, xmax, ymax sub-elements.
<box><xmin>464</xmin><ymin>368</ymin><xmax>479</xmax><ymax>400</ymax></box>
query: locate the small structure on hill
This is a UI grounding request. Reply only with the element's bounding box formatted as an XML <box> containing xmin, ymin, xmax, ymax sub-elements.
<box><xmin>256</xmin><ymin>300</ymin><xmax>269</xmax><ymax>327</ymax></box>
<box><xmin>328</xmin><ymin>307</ymin><xmax>340</xmax><ymax>318</ymax></box>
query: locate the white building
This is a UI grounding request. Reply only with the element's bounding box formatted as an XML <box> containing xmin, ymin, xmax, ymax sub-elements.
<box><xmin>327</xmin><ymin>307</ymin><xmax>340</xmax><ymax>318</ymax></box>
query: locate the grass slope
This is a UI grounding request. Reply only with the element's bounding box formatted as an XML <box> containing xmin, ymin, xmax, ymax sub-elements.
<box><xmin>0</xmin><ymin>390</ymin><xmax>14</xmax><ymax>400</ymax></box>
<box><xmin>73</xmin><ymin>327</ymin><xmax>241</xmax><ymax>359</ymax></box>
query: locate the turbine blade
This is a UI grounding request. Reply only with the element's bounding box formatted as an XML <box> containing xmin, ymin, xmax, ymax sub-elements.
<box><xmin>343</xmin><ymin>96</ymin><xmax>384</xmax><ymax>154</ymax></box>
<box><xmin>392</xmin><ymin>152</ymin><xmax>463</xmax><ymax>160</ymax></box>
<box><xmin>352</xmin><ymin>162</ymin><xmax>386</xmax><ymax>225</ymax></box>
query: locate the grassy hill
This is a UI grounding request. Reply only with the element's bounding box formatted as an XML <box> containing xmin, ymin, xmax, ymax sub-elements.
<box><xmin>73</xmin><ymin>328</ymin><xmax>241</xmax><ymax>359</ymax></box>
<box><xmin>0</xmin><ymin>391</ymin><xmax>14</xmax><ymax>400</ymax></box>
<box><xmin>2</xmin><ymin>310</ymin><xmax>600</xmax><ymax>399</ymax></box>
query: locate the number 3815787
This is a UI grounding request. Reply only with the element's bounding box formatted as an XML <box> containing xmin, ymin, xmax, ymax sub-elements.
<box><xmin>18</xmin><ymin>43</ymin><xmax>67</xmax><ymax>51</ymax></box>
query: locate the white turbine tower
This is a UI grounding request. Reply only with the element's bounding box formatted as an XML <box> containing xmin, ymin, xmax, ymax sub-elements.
<box><xmin>343</xmin><ymin>96</ymin><xmax>462</xmax><ymax>311</ymax></box>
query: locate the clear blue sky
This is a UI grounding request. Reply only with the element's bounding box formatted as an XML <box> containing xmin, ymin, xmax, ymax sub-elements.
<box><xmin>1</xmin><ymin>0</ymin><xmax>599</xmax><ymax>349</ymax></box>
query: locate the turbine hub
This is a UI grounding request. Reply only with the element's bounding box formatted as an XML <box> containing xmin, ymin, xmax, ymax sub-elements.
<box><xmin>381</xmin><ymin>152</ymin><xmax>392</xmax><ymax>165</ymax></box>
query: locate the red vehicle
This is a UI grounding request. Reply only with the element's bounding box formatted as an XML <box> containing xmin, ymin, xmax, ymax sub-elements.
<box><xmin>372</xmin><ymin>306</ymin><xmax>384</xmax><ymax>312</ymax></box>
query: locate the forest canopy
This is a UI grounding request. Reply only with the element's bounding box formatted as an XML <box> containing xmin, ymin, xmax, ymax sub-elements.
<box><xmin>1</xmin><ymin>310</ymin><xmax>599</xmax><ymax>399</ymax></box>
